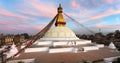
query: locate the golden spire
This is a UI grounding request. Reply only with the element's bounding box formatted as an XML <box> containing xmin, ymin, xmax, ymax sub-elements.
<box><xmin>55</xmin><ymin>4</ymin><xmax>66</xmax><ymax>27</ymax></box>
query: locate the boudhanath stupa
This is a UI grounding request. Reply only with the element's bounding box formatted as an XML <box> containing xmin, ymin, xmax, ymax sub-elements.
<box><xmin>32</xmin><ymin>4</ymin><xmax>93</xmax><ymax>52</ymax></box>
<box><xmin>1</xmin><ymin>4</ymin><xmax>120</xmax><ymax>63</ymax></box>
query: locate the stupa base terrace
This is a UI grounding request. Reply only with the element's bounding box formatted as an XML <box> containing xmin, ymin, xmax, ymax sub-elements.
<box><xmin>8</xmin><ymin>46</ymin><xmax>120</xmax><ymax>63</ymax></box>
<box><xmin>5</xmin><ymin>40</ymin><xmax>118</xmax><ymax>63</ymax></box>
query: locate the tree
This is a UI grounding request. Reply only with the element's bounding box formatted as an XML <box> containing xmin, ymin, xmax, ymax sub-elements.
<box><xmin>112</xmin><ymin>57</ymin><xmax>120</xmax><ymax>63</ymax></box>
<box><xmin>114</xmin><ymin>30</ymin><xmax>120</xmax><ymax>39</ymax></box>
<box><xmin>95</xmin><ymin>33</ymin><xmax>105</xmax><ymax>38</ymax></box>
<box><xmin>88</xmin><ymin>35</ymin><xmax>94</xmax><ymax>42</ymax></box>
<box><xmin>80</xmin><ymin>34</ymin><xmax>87</xmax><ymax>39</ymax></box>
<box><xmin>106</xmin><ymin>32</ymin><xmax>114</xmax><ymax>41</ymax></box>
<box><xmin>94</xmin><ymin>33</ymin><xmax>108</xmax><ymax>45</ymax></box>
<box><xmin>21</xmin><ymin>33</ymin><xmax>29</xmax><ymax>39</ymax></box>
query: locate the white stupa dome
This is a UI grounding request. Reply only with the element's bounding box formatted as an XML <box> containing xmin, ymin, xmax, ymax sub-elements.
<box><xmin>40</xmin><ymin>26</ymin><xmax>79</xmax><ymax>40</ymax></box>
<box><xmin>45</xmin><ymin>26</ymin><xmax>77</xmax><ymax>38</ymax></box>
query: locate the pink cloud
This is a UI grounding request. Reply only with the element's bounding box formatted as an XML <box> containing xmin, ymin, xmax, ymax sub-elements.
<box><xmin>94</xmin><ymin>20</ymin><xmax>120</xmax><ymax>29</ymax></box>
<box><xmin>0</xmin><ymin>11</ymin><xmax>24</xmax><ymax>19</ymax></box>
<box><xmin>95</xmin><ymin>22</ymin><xmax>107</xmax><ymax>28</ymax></box>
<box><xmin>33</xmin><ymin>26</ymin><xmax>44</xmax><ymax>30</ymax></box>
<box><xmin>0</xmin><ymin>25</ymin><xmax>18</xmax><ymax>33</ymax></box>
<box><xmin>0</xmin><ymin>21</ymin><xmax>15</xmax><ymax>25</ymax></box>
<box><xmin>95</xmin><ymin>24</ymin><xmax>120</xmax><ymax>29</ymax></box>
<box><xmin>68</xmin><ymin>8</ymin><xmax>120</xmax><ymax>24</ymax></box>
<box><xmin>24</xmin><ymin>0</ymin><xmax>56</xmax><ymax>18</ymax></box>
<box><xmin>0</xmin><ymin>24</ymin><xmax>45</xmax><ymax>34</ymax></box>
<box><xmin>0</xmin><ymin>20</ymin><xmax>28</xmax><ymax>25</ymax></box>
<box><xmin>66</xmin><ymin>13</ymin><xmax>78</xmax><ymax>17</ymax></box>
<box><xmin>18</xmin><ymin>8</ymin><xmax>39</xmax><ymax>17</ymax></box>
<box><xmin>104</xmin><ymin>0</ymin><xmax>114</xmax><ymax>4</ymax></box>
<box><xmin>70</xmin><ymin>0</ymin><xmax>80</xmax><ymax>9</ymax></box>
<box><xmin>0</xmin><ymin>6</ymin><xmax>33</xmax><ymax>21</ymax></box>
<box><xmin>0</xmin><ymin>3</ymin><xmax>48</xmax><ymax>34</ymax></box>
<box><xmin>65</xmin><ymin>12</ymin><xmax>94</xmax><ymax>24</ymax></box>
<box><xmin>90</xmin><ymin>9</ymin><xmax>120</xmax><ymax>20</ymax></box>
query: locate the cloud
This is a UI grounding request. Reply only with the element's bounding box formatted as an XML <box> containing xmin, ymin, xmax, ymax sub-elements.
<box><xmin>0</xmin><ymin>7</ymin><xmax>33</xmax><ymax>21</ymax></box>
<box><xmin>33</xmin><ymin>26</ymin><xmax>44</xmax><ymax>30</ymax></box>
<box><xmin>18</xmin><ymin>8</ymin><xmax>39</xmax><ymax>17</ymax></box>
<box><xmin>94</xmin><ymin>21</ymin><xmax>120</xmax><ymax>29</ymax></box>
<box><xmin>0</xmin><ymin>24</ymin><xmax>44</xmax><ymax>34</ymax></box>
<box><xmin>95</xmin><ymin>22</ymin><xmax>108</xmax><ymax>28</ymax></box>
<box><xmin>89</xmin><ymin>9</ymin><xmax>120</xmax><ymax>20</ymax></box>
<box><xmin>103</xmin><ymin>0</ymin><xmax>114</xmax><ymax>4</ymax></box>
<box><xmin>23</xmin><ymin>0</ymin><xmax>56</xmax><ymax>18</ymax></box>
<box><xmin>0</xmin><ymin>11</ymin><xmax>26</xmax><ymax>20</ymax></box>
<box><xmin>115</xmin><ymin>17</ymin><xmax>120</xmax><ymax>24</ymax></box>
<box><xmin>69</xmin><ymin>8</ymin><xmax>120</xmax><ymax>24</ymax></box>
<box><xmin>76</xmin><ymin>0</ymin><xmax>106</xmax><ymax>10</ymax></box>
<box><xmin>96</xmin><ymin>24</ymin><xmax>120</xmax><ymax>29</ymax></box>
<box><xmin>0</xmin><ymin>0</ymin><xmax>120</xmax><ymax>34</ymax></box>
<box><xmin>65</xmin><ymin>0</ymin><xmax>120</xmax><ymax>25</ymax></box>
<box><xmin>116</xmin><ymin>4</ymin><xmax>120</xmax><ymax>10</ymax></box>
<box><xmin>70</xmin><ymin>0</ymin><xmax>80</xmax><ymax>9</ymax></box>
<box><xmin>0</xmin><ymin>0</ymin><xmax>57</xmax><ymax>34</ymax></box>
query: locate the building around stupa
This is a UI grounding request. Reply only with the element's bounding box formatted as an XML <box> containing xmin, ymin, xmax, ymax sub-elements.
<box><xmin>1</xmin><ymin>4</ymin><xmax>120</xmax><ymax>63</ymax></box>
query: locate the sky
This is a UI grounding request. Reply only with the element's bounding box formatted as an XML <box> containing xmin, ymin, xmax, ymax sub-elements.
<box><xmin>0</xmin><ymin>0</ymin><xmax>120</xmax><ymax>35</ymax></box>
